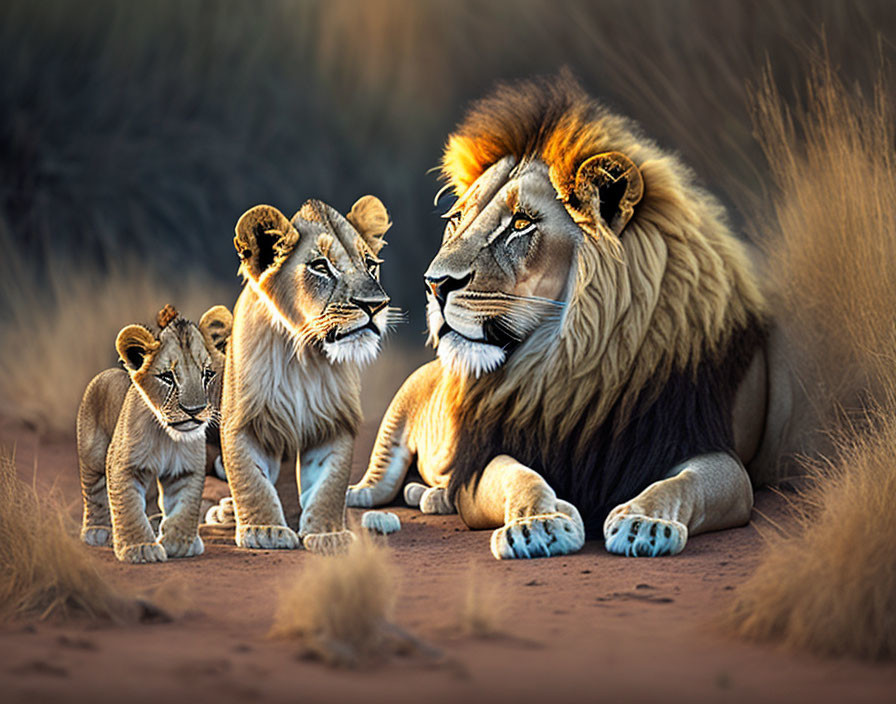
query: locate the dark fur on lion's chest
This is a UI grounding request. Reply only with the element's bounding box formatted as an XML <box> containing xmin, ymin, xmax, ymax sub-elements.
<box><xmin>449</xmin><ymin>319</ymin><xmax>766</xmax><ymax>536</ymax></box>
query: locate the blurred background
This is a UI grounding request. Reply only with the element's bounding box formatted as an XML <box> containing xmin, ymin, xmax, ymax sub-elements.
<box><xmin>2</xmin><ymin>0</ymin><xmax>895</xmax><ymax>435</ymax></box>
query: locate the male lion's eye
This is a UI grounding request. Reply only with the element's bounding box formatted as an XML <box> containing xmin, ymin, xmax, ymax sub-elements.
<box><xmin>156</xmin><ymin>371</ymin><xmax>175</xmax><ymax>386</ymax></box>
<box><xmin>512</xmin><ymin>216</ymin><xmax>532</xmax><ymax>231</ymax></box>
<box><xmin>308</xmin><ymin>259</ymin><xmax>331</xmax><ymax>276</ymax></box>
<box><xmin>506</xmin><ymin>212</ymin><xmax>537</xmax><ymax>244</ymax></box>
<box><xmin>365</xmin><ymin>255</ymin><xmax>381</xmax><ymax>276</ymax></box>
<box><xmin>202</xmin><ymin>368</ymin><xmax>216</xmax><ymax>385</ymax></box>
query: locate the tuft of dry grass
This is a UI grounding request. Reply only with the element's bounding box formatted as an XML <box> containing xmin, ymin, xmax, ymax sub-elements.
<box><xmin>457</xmin><ymin>568</ymin><xmax>505</xmax><ymax>638</ymax></box>
<box><xmin>0</xmin><ymin>450</ymin><xmax>139</xmax><ymax>622</ymax></box>
<box><xmin>725</xmin><ymin>409</ymin><xmax>896</xmax><ymax>659</ymax></box>
<box><xmin>725</xmin><ymin>53</ymin><xmax>896</xmax><ymax>659</ymax></box>
<box><xmin>269</xmin><ymin>535</ymin><xmax>429</xmax><ymax>667</ymax></box>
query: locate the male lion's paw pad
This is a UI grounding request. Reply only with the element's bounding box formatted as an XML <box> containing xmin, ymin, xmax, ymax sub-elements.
<box><xmin>204</xmin><ymin>497</ymin><xmax>235</xmax><ymax>525</ymax></box>
<box><xmin>604</xmin><ymin>513</ymin><xmax>687</xmax><ymax>557</ymax></box>
<box><xmin>490</xmin><ymin>512</ymin><xmax>585</xmax><ymax>560</ymax></box>
<box><xmin>81</xmin><ymin>526</ymin><xmax>112</xmax><ymax>547</ymax></box>
<box><xmin>403</xmin><ymin>482</ymin><xmax>427</xmax><ymax>507</ymax></box>
<box><xmin>419</xmin><ymin>487</ymin><xmax>455</xmax><ymax>515</ymax></box>
<box><xmin>161</xmin><ymin>534</ymin><xmax>204</xmax><ymax>558</ymax></box>
<box><xmin>361</xmin><ymin>511</ymin><xmax>401</xmax><ymax>535</ymax></box>
<box><xmin>345</xmin><ymin>485</ymin><xmax>375</xmax><ymax>508</ymax></box>
<box><xmin>237</xmin><ymin>524</ymin><xmax>300</xmax><ymax>550</ymax></box>
<box><xmin>302</xmin><ymin>530</ymin><xmax>356</xmax><ymax>555</ymax></box>
<box><xmin>117</xmin><ymin>542</ymin><xmax>168</xmax><ymax>564</ymax></box>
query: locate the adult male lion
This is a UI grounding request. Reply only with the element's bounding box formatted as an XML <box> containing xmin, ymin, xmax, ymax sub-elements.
<box><xmin>349</xmin><ymin>75</ymin><xmax>782</xmax><ymax>559</ymax></box>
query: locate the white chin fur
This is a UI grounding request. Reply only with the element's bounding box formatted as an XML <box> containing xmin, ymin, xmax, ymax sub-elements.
<box><xmin>323</xmin><ymin>329</ymin><xmax>381</xmax><ymax>366</ymax></box>
<box><xmin>437</xmin><ymin>331</ymin><xmax>506</xmax><ymax>378</ymax></box>
<box><xmin>163</xmin><ymin>421</ymin><xmax>209</xmax><ymax>443</ymax></box>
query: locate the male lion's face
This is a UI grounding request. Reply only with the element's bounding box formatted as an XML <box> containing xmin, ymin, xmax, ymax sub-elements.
<box><xmin>425</xmin><ymin>157</ymin><xmax>580</xmax><ymax>377</ymax></box>
<box><xmin>235</xmin><ymin>198</ymin><xmax>396</xmax><ymax>366</ymax></box>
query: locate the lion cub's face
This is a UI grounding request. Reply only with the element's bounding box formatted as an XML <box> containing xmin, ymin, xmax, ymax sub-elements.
<box><xmin>235</xmin><ymin>197</ymin><xmax>396</xmax><ymax>366</ymax></box>
<box><xmin>116</xmin><ymin>305</ymin><xmax>232</xmax><ymax>441</ymax></box>
<box><xmin>425</xmin><ymin>157</ymin><xmax>579</xmax><ymax>377</ymax></box>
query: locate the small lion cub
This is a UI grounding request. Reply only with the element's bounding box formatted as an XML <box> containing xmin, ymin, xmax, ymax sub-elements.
<box><xmin>77</xmin><ymin>304</ymin><xmax>232</xmax><ymax>563</ymax></box>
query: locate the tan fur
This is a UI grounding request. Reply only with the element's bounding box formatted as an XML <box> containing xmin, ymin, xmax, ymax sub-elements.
<box><xmin>77</xmin><ymin>306</ymin><xmax>232</xmax><ymax>563</ymax></box>
<box><xmin>219</xmin><ymin>198</ymin><xmax>397</xmax><ymax>554</ymax></box>
<box><xmin>350</xmin><ymin>75</ymin><xmax>768</xmax><ymax>559</ymax></box>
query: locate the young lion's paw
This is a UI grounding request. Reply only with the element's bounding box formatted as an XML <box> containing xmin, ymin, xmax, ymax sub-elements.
<box><xmin>204</xmin><ymin>496</ymin><xmax>235</xmax><ymax>525</ymax></box>
<box><xmin>160</xmin><ymin>534</ymin><xmax>204</xmax><ymax>558</ymax></box>
<box><xmin>81</xmin><ymin>525</ymin><xmax>112</xmax><ymax>547</ymax></box>
<box><xmin>302</xmin><ymin>529</ymin><xmax>356</xmax><ymax>555</ymax></box>
<box><xmin>116</xmin><ymin>541</ymin><xmax>168</xmax><ymax>564</ymax></box>
<box><xmin>490</xmin><ymin>507</ymin><xmax>585</xmax><ymax>560</ymax></box>
<box><xmin>236</xmin><ymin>524</ymin><xmax>300</xmax><ymax>550</ymax></box>
<box><xmin>604</xmin><ymin>510</ymin><xmax>687</xmax><ymax>557</ymax></box>
<box><xmin>419</xmin><ymin>486</ymin><xmax>455</xmax><ymax>514</ymax></box>
<box><xmin>345</xmin><ymin>485</ymin><xmax>375</xmax><ymax>508</ymax></box>
<box><xmin>361</xmin><ymin>511</ymin><xmax>401</xmax><ymax>535</ymax></box>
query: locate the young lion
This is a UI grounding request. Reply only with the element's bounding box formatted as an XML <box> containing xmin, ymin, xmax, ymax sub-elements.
<box><xmin>77</xmin><ymin>304</ymin><xmax>232</xmax><ymax>563</ymax></box>
<box><xmin>216</xmin><ymin>197</ymin><xmax>397</xmax><ymax>554</ymax></box>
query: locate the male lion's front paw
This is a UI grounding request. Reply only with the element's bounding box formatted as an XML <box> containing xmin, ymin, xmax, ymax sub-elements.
<box><xmin>81</xmin><ymin>525</ymin><xmax>112</xmax><ymax>547</ymax></box>
<box><xmin>236</xmin><ymin>524</ymin><xmax>300</xmax><ymax>550</ymax></box>
<box><xmin>302</xmin><ymin>529</ymin><xmax>356</xmax><ymax>555</ymax></box>
<box><xmin>490</xmin><ymin>509</ymin><xmax>585</xmax><ymax>560</ymax></box>
<box><xmin>345</xmin><ymin>485</ymin><xmax>375</xmax><ymax>508</ymax></box>
<box><xmin>604</xmin><ymin>510</ymin><xmax>687</xmax><ymax>557</ymax></box>
<box><xmin>160</xmin><ymin>533</ymin><xmax>204</xmax><ymax>558</ymax></box>
<box><xmin>116</xmin><ymin>541</ymin><xmax>168</xmax><ymax>564</ymax></box>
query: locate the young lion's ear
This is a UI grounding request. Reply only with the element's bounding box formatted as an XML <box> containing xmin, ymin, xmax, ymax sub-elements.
<box><xmin>115</xmin><ymin>325</ymin><xmax>160</xmax><ymax>372</ymax></box>
<box><xmin>199</xmin><ymin>305</ymin><xmax>233</xmax><ymax>355</ymax></box>
<box><xmin>572</xmin><ymin>152</ymin><xmax>643</xmax><ymax>237</ymax></box>
<box><xmin>234</xmin><ymin>205</ymin><xmax>300</xmax><ymax>279</ymax></box>
<box><xmin>346</xmin><ymin>195</ymin><xmax>391</xmax><ymax>254</ymax></box>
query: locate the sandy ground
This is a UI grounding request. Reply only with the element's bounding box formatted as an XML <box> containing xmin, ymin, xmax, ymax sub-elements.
<box><xmin>2</xmin><ymin>419</ymin><xmax>895</xmax><ymax>704</ymax></box>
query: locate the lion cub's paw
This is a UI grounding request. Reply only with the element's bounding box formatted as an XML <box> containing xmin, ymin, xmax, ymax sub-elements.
<box><xmin>345</xmin><ymin>485</ymin><xmax>375</xmax><ymax>508</ymax></box>
<box><xmin>491</xmin><ymin>507</ymin><xmax>585</xmax><ymax>560</ymax></box>
<box><xmin>236</xmin><ymin>524</ymin><xmax>300</xmax><ymax>550</ymax></box>
<box><xmin>403</xmin><ymin>482</ymin><xmax>427</xmax><ymax>507</ymax></box>
<box><xmin>117</xmin><ymin>541</ymin><xmax>168</xmax><ymax>564</ymax></box>
<box><xmin>204</xmin><ymin>496</ymin><xmax>235</xmax><ymax>525</ymax></box>
<box><xmin>302</xmin><ymin>529</ymin><xmax>356</xmax><ymax>555</ymax></box>
<box><xmin>419</xmin><ymin>486</ymin><xmax>455</xmax><ymax>514</ymax></box>
<box><xmin>81</xmin><ymin>525</ymin><xmax>112</xmax><ymax>547</ymax></box>
<box><xmin>161</xmin><ymin>534</ymin><xmax>204</xmax><ymax>558</ymax></box>
<box><xmin>604</xmin><ymin>511</ymin><xmax>687</xmax><ymax>557</ymax></box>
<box><xmin>361</xmin><ymin>511</ymin><xmax>401</xmax><ymax>535</ymax></box>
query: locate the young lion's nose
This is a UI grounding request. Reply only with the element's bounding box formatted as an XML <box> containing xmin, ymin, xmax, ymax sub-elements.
<box><xmin>350</xmin><ymin>297</ymin><xmax>389</xmax><ymax>318</ymax></box>
<box><xmin>178</xmin><ymin>402</ymin><xmax>206</xmax><ymax>417</ymax></box>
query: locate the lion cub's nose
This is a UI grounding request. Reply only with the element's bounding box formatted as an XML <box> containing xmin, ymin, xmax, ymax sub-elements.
<box><xmin>178</xmin><ymin>402</ymin><xmax>206</xmax><ymax>417</ymax></box>
<box><xmin>350</xmin><ymin>297</ymin><xmax>389</xmax><ymax>318</ymax></box>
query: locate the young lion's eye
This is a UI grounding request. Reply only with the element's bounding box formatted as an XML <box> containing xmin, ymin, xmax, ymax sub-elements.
<box><xmin>202</xmin><ymin>368</ymin><xmax>216</xmax><ymax>386</ymax></box>
<box><xmin>155</xmin><ymin>371</ymin><xmax>175</xmax><ymax>386</ymax></box>
<box><xmin>308</xmin><ymin>258</ymin><xmax>332</xmax><ymax>276</ymax></box>
<box><xmin>365</xmin><ymin>255</ymin><xmax>381</xmax><ymax>277</ymax></box>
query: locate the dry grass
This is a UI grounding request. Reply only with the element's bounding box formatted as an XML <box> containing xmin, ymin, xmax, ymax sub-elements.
<box><xmin>270</xmin><ymin>535</ymin><xmax>428</xmax><ymax>667</ymax></box>
<box><xmin>0</xmin><ymin>450</ymin><xmax>138</xmax><ymax>622</ymax></box>
<box><xmin>725</xmin><ymin>410</ymin><xmax>896</xmax><ymax>659</ymax></box>
<box><xmin>457</xmin><ymin>568</ymin><xmax>506</xmax><ymax>638</ymax></box>
<box><xmin>724</xmin><ymin>54</ymin><xmax>896</xmax><ymax>659</ymax></box>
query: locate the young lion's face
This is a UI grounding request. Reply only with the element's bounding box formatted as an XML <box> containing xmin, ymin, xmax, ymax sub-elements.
<box><xmin>115</xmin><ymin>306</ymin><xmax>232</xmax><ymax>441</ymax></box>
<box><xmin>235</xmin><ymin>198</ymin><xmax>396</xmax><ymax>366</ymax></box>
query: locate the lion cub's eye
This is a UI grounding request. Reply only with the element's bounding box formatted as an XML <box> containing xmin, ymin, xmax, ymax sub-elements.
<box><xmin>202</xmin><ymin>368</ymin><xmax>216</xmax><ymax>386</ymax></box>
<box><xmin>308</xmin><ymin>258</ymin><xmax>332</xmax><ymax>276</ymax></box>
<box><xmin>155</xmin><ymin>371</ymin><xmax>175</xmax><ymax>386</ymax></box>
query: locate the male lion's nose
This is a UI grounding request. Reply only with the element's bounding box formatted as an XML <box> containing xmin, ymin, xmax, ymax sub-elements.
<box><xmin>424</xmin><ymin>273</ymin><xmax>471</xmax><ymax>305</ymax></box>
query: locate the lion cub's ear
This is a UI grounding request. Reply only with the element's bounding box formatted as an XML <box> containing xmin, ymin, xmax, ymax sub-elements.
<box><xmin>116</xmin><ymin>325</ymin><xmax>160</xmax><ymax>372</ymax></box>
<box><xmin>573</xmin><ymin>152</ymin><xmax>644</xmax><ymax>237</ymax></box>
<box><xmin>199</xmin><ymin>305</ymin><xmax>233</xmax><ymax>355</ymax></box>
<box><xmin>346</xmin><ymin>195</ymin><xmax>391</xmax><ymax>254</ymax></box>
<box><xmin>234</xmin><ymin>205</ymin><xmax>300</xmax><ymax>280</ymax></box>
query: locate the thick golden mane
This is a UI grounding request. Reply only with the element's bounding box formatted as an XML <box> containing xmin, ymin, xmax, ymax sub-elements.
<box><xmin>443</xmin><ymin>74</ymin><xmax>766</xmax><ymax>458</ymax></box>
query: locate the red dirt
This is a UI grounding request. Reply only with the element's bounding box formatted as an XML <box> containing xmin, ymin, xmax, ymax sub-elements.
<box><xmin>2</xmin><ymin>419</ymin><xmax>895</xmax><ymax>704</ymax></box>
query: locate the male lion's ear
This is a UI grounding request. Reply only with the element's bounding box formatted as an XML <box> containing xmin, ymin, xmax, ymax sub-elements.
<box><xmin>234</xmin><ymin>205</ymin><xmax>300</xmax><ymax>279</ymax></box>
<box><xmin>573</xmin><ymin>152</ymin><xmax>644</xmax><ymax>236</ymax></box>
<box><xmin>115</xmin><ymin>325</ymin><xmax>160</xmax><ymax>372</ymax></box>
<box><xmin>199</xmin><ymin>305</ymin><xmax>233</xmax><ymax>355</ymax></box>
<box><xmin>345</xmin><ymin>195</ymin><xmax>391</xmax><ymax>254</ymax></box>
